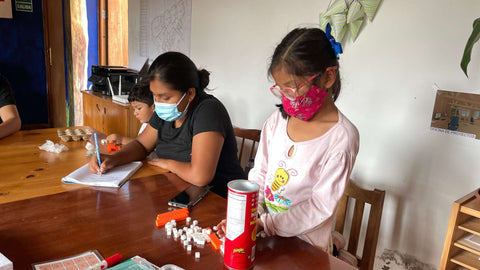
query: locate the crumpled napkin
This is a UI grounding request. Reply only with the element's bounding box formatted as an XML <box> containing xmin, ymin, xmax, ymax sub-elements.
<box><xmin>39</xmin><ymin>140</ymin><xmax>69</xmax><ymax>153</ymax></box>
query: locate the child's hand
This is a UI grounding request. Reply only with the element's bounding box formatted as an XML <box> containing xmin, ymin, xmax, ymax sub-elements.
<box><xmin>215</xmin><ymin>219</ymin><xmax>227</xmax><ymax>238</ymax></box>
<box><xmin>106</xmin><ymin>134</ymin><xmax>123</xmax><ymax>145</ymax></box>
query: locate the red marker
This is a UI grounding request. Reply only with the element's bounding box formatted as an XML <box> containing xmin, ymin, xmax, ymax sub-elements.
<box><xmin>87</xmin><ymin>254</ymin><xmax>122</xmax><ymax>270</ymax></box>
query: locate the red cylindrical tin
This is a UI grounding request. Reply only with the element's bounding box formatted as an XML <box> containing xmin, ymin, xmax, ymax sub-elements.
<box><xmin>224</xmin><ymin>180</ymin><xmax>260</xmax><ymax>270</ymax></box>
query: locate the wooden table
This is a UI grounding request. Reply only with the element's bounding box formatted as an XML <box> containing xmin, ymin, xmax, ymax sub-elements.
<box><xmin>0</xmin><ymin>127</ymin><xmax>166</xmax><ymax>204</ymax></box>
<box><xmin>0</xmin><ymin>173</ymin><xmax>355</xmax><ymax>270</ymax></box>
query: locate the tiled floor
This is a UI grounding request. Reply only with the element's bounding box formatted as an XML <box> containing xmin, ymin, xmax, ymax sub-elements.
<box><xmin>374</xmin><ymin>249</ymin><xmax>436</xmax><ymax>270</ymax></box>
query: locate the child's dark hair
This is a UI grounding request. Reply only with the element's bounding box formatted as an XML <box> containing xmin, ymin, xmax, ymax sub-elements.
<box><xmin>269</xmin><ymin>28</ymin><xmax>341</xmax><ymax>117</ymax></box>
<box><xmin>128</xmin><ymin>81</ymin><xmax>153</xmax><ymax>106</ymax></box>
<box><xmin>148</xmin><ymin>51</ymin><xmax>210</xmax><ymax>98</ymax></box>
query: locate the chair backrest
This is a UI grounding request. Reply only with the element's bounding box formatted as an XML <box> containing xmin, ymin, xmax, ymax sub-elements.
<box><xmin>335</xmin><ymin>180</ymin><xmax>385</xmax><ymax>270</ymax></box>
<box><xmin>233</xmin><ymin>127</ymin><xmax>261</xmax><ymax>164</ymax></box>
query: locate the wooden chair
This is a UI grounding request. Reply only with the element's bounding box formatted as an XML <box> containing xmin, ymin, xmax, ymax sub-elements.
<box><xmin>335</xmin><ymin>180</ymin><xmax>385</xmax><ymax>270</ymax></box>
<box><xmin>233</xmin><ymin>127</ymin><xmax>261</xmax><ymax>164</ymax></box>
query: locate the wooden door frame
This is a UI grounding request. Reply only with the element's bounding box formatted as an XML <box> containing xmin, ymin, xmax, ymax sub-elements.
<box><xmin>42</xmin><ymin>0</ymin><xmax>68</xmax><ymax>127</ymax></box>
<box><xmin>41</xmin><ymin>0</ymin><xmax>128</xmax><ymax>128</ymax></box>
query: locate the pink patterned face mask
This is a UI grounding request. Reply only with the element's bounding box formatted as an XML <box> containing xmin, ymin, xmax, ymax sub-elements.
<box><xmin>282</xmin><ymin>84</ymin><xmax>328</xmax><ymax>121</ymax></box>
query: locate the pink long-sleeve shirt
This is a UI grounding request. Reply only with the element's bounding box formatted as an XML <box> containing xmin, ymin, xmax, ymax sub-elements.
<box><xmin>249</xmin><ymin>109</ymin><xmax>359</xmax><ymax>251</ymax></box>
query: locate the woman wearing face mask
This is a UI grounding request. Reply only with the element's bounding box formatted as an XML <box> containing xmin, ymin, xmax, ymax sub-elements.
<box><xmin>215</xmin><ymin>27</ymin><xmax>359</xmax><ymax>252</ymax></box>
<box><xmin>89</xmin><ymin>51</ymin><xmax>245</xmax><ymax>198</ymax></box>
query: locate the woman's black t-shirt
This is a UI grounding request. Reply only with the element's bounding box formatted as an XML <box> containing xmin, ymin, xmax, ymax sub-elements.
<box><xmin>149</xmin><ymin>93</ymin><xmax>245</xmax><ymax>198</ymax></box>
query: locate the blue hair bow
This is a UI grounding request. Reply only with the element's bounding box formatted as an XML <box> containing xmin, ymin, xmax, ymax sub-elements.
<box><xmin>325</xmin><ymin>23</ymin><xmax>343</xmax><ymax>59</ymax></box>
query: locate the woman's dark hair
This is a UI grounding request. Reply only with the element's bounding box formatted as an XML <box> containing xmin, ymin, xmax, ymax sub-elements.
<box><xmin>269</xmin><ymin>28</ymin><xmax>341</xmax><ymax>117</ymax></box>
<box><xmin>148</xmin><ymin>51</ymin><xmax>210</xmax><ymax>97</ymax></box>
<box><xmin>128</xmin><ymin>81</ymin><xmax>154</xmax><ymax>106</ymax></box>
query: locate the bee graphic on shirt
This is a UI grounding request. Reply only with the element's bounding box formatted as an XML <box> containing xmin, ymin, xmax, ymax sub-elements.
<box><xmin>271</xmin><ymin>161</ymin><xmax>297</xmax><ymax>192</ymax></box>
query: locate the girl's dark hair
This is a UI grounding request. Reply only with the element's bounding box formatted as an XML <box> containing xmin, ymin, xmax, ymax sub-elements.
<box><xmin>128</xmin><ymin>81</ymin><xmax>154</xmax><ymax>106</ymax></box>
<box><xmin>269</xmin><ymin>28</ymin><xmax>341</xmax><ymax>117</ymax></box>
<box><xmin>148</xmin><ymin>51</ymin><xmax>210</xmax><ymax>97</ymax></box>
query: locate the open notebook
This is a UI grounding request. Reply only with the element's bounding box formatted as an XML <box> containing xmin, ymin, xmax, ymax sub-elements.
<box><xmin>62</xmin><ymin>161</ymin><xmax>143</xmax><ymax>188</ymax></box>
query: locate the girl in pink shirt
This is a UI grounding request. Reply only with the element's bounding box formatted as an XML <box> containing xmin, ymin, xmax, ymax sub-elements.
<box><xmin>217</xmin><ymin>27</ymin><xmax>359</xmax><ymax>252</ymax></box>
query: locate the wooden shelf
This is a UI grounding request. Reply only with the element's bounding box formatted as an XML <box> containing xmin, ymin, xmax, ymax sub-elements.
<box><xmin>461</xmin><ymin>198</ymin><xmax>480</xmax><ymax>219</ymax></box>
<box><xmin>458</xmin><ymin>219</ymin><xmax>480</xmax><ymax>236</ymax></box>
<box><xmin>441</xmin><ymin>190</ymin><xmax>480</xmax><ymax>270</ymax></box>
<box><xmin>455</xmin><ymin>237</ymin><xmax>480</xmax><ymax>256</ymax></box>
<box><xmin>450</xmin><ymin>251</ymin><xmax>480</xmax><ymax>269</ymax></box>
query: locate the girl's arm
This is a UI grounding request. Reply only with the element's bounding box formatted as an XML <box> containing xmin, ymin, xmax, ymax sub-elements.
<box><xmin>260</xmin><ymin>152</ymin><xmax>356</xmax><ymax>237</ymax></box>
<box><xmin>148</xmin><ymin>131</ymin><xmax>224</xmax><ymax>186</ymax></box>
<box><xmin>89</xmin><ymin>125</ymin><xmax>157</xmax><ymax>174</ymax></box>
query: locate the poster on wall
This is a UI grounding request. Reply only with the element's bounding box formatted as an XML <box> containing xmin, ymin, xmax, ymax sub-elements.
<box><xmin>430</xmin><ymin>89</ymin><xmax>480</xmax><ymax>139</ymax></box>
<box><xmin>131</xmin><ymin>0</ymin><xmax>191</xmax><ymax>69</ymax></box>
<box><xmin>0</xmin><ymin>0</ymin><xmax>13</xmax><ymax>18</ymax></box>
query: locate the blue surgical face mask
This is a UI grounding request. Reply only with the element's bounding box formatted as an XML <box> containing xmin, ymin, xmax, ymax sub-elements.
<box><xmin>154</xmin><ymin>93</ymin><xmax>190</xmax><ymax>122</ymax></box>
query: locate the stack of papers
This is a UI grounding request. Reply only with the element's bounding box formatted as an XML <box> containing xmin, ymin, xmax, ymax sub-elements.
<box><xmin>62</xmin><ymin>161</ymin><xmax>143</xmax><ymax>188</ymax></box>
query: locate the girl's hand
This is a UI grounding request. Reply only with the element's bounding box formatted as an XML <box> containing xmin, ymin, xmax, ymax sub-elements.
<box><xmin>88</xmin><ymin>153</ymin><xmax>115</xmax><ymax>174</ymax></box>
<box><xmin>256</xmin><ymin>216</ymin><xmax>265</xmax><ymax>233</ymax></box>
<box><xmin>148</xmin><ymin>158</ymin><xmax>169</xmax><ymax>170</ymax></box>
<box><xmin>215</xmin><ymin>219</ymin><xmax>227</xmax><ymax>238</ymax></box>
<box><xmin>106</xmin><ymin>134</ymin><xmax>123</xmax><ymax>144</ymax></box>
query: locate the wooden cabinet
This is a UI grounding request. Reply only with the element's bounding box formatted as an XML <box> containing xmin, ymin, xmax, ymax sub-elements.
<box><xmin>82</xmin><ymin>91</ymin><xmax>141</xmax><ymax>138</ymax></box>
<box><xmin>441</xmin><ymin>189</ymin><xmax>480</xmax><ymax>270</ymax></box>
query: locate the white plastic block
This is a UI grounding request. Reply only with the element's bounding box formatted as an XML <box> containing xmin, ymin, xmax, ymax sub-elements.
<box><xmin>0</xmin><ymin>253</ymin><xmax>12</xmax><ymax>270</ymax></box>
<box><xmin>195</xmin><ymin>252</ymin><xmax>200</xmax><ymax>259</ymax></box>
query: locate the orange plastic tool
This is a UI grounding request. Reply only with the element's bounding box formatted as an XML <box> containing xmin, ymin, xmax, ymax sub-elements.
<box><xmin>155</xmin><ymin>208</ymin><xmax>189</xmax><ymax>228</ymax></box>
<box><xmin>107</xmin><ymin>142</ymin><xmax>121</xmax><ymax>153</ymax></box>
<box><xmin>207</xmin><ymin>228</ymin><xmax>223</xmax><ymax>251</ymax></box>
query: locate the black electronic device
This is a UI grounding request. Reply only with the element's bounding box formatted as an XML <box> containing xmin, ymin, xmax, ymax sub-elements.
<box><xmin>88</xmin><ymin>66</ymin><xmax>139</xmax><ymax>96</ymax></box>
<box><xmin>168</xmin><ymin>185</ymin><xmax>209</xmax><ymax>209</ymax></box>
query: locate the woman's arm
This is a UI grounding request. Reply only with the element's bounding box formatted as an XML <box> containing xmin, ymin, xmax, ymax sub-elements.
<box><xmin>89</xmin><ymin>124</ymin><xmax>158</xmax><ymax>174</ymax></box>
<box><xmin>0</xmin><ymin>104</ymin><xmax>21</xmax><ymax>139</ymax></box>
<box><xmin>148</xmin><ymin>131</ymin><xmax>224</xmax><ymax>186</ymax></box>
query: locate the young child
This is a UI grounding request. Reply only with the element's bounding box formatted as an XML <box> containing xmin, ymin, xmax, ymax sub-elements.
<box><xmin>106</xmin><ymin>82</ymin><xmax>155</xmax><ymax>145</ymax></box>
<box><xmin>216</xmin><ymin>27</ymin><xmax>359</xmax><ymax>253</ymax></box>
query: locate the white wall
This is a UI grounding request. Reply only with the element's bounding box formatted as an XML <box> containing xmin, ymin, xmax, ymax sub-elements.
<box><xmin>190</xmin><ymin>0</ymin><xmax>480</xmax><ymax>267</ymax></box>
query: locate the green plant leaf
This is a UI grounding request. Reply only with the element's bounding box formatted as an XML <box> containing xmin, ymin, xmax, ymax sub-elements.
<box><xmin>461</xmin><ymin>17</ymin><xmax>480</xmax><ymax>77</ymax></box>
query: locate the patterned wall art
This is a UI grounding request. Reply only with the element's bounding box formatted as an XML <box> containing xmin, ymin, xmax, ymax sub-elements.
<box><xmin>319</xmin><ymin>0</ymin><xmax>382</xmax><ymax>47</ymax></box>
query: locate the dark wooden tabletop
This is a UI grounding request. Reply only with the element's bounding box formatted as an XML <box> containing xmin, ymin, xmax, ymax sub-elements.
<box><xmin>0</xmin><ymin>173</ymin><xmax>354</xmax><ymax>270</ymax></box>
